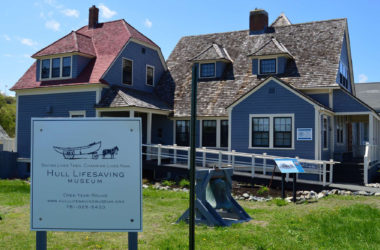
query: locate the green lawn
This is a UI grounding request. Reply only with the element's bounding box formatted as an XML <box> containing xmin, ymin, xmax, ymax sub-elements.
<box><xmin>0</xmin><ymin>180</ymin><xmax>379</xmax><ymax>249</ymax></box>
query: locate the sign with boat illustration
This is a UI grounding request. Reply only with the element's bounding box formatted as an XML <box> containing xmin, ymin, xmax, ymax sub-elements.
<box><xmin>274</xmin><ymin>158</ymin><xmax>305</xmax><ymax>173</ymax></box>
<box><xmin>31</xmin><ymin>118</ymin><xmax>142</xmax><ymax>232</ymax></box>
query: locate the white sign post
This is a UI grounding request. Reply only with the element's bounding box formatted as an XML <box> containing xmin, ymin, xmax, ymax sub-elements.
<box><xmin>31</xmin><ymin>118</ymin><xmax>142</xmax><ymax>248</ymax></box>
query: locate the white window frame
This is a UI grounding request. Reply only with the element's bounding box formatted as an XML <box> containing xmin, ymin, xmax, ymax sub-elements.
<box><xmin>258</xmin><ymin>58</ymin><xmax>277</xmax><ymax>75</ymax></box>
<box><xmin>122</xmin><ymin>57</ymin><xmax>133</xmax><ymax>86</ymax></box>
<box><xmin>336</xmin><ymin>116</ymin><xmax>345</xmax><ymax>145</ymax></box>
<box><xmin>249</xmin><ymin>114</ymin><xmax>295</xmax><ymax>150</ymax></box>
<box><xmin>40</xmin><ymin>55</ymin><xmax>73</xmax><ymax>81</ymax></box>
<box><xmin>145</xmin><ymin>64</ymin><xmax>155</xmax><ymax>86</ymax></box>
<box><xmin>69</xmin><ymin>110</ymin><xmax>86</xmax><ymax>118</ymax></box>
<box><xmin>199</xmin><ymin>118</ymin><xmax>229</xmax><ymax>149</ymax></box>
<box><xmin>199</xmin><ymin>62</ymin><xmax>216</xmax><ymax>79</ymax></box>
<box><xmin>323</xmin><ymin>116</ymin><xmax>329</xmax><ymax>150</ymax></box>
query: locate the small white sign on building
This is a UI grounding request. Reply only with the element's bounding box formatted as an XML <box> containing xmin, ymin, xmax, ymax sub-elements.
<box><xmin>31</xmin><ymin>118</ymin><xmax>142</xmax><ymax>232</ymax></box>
<box><xmin>297</xmin><ymin>128</ymin><xmax>313</xmax><ymax>141</ymax></box>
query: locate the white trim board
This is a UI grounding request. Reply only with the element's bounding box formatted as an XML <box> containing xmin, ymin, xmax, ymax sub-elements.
<box><xmin>96</xmin><ymin>107</ymin><xmax>170</xmax><ymax>115</ymax></box>
<box><xmin>15</xmin><ymin>84</ymin><xmax>107</xmax><ymax>96</ymax></box>
<box><xmin>69</xmin><ymin>110</ymin><xmax>86</xmax><ymax>117</ymax></box>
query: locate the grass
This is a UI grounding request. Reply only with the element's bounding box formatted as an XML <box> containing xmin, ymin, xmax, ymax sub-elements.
<box><xmin>0</xmin><ymin>179</ymin><xmax>379</xmax><ymax>249</ymax></box>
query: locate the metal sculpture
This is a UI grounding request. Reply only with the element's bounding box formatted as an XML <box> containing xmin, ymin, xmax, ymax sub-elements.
<box><xmin>177</xmin><ymin>168</ymin><xmax>251</xmax><ymax>227</ymax></box>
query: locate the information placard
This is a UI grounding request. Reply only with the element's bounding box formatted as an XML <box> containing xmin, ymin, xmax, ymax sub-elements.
<box><xmin>274</xmin><ymin>158</ymin><xmax>305</xmax><ymax>173</ymax></box>
<box><xmin>297</xmin><ymin>128</ymin><xmax>313</xmax><ymax>141</ymax></box>
<box><xmin>31</xmin><ymin>118</ymin><xmax>142</xmax><ymax>232</ymax></box>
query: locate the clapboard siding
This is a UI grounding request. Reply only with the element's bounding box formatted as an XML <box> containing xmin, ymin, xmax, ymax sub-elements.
<box><xmin>17</xmin><ymin>91</ymin><xmax>96</xmax><ymax>158</ymax></box>
<box><xmin>72</xmin><ymin>55</ymin><xmax>91</xmax><ymax>78</ymax></box>
<box><xmin>308</xmin><ymin>93</ymin><xmax>329</xmax><ymax>107</ymax></box>
<box><xmin>103</xmin><ymin>41</ymin><xmax>165</xmax><ymax>92</ymax></box>
<box><xmin>231</xmin><ymin>79</ymin><xmax>316</xmax><ymax>159</ymax></box>
<box><xmin>333</xmin><ymin>89</ymin><xmax>369</xmax><ymax>112</ymax></box>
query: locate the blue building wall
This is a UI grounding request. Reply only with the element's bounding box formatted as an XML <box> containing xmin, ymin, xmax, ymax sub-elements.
<box><xmin>231</xmin><ymin>79</ymin><xmax>316</xmax><ymax>159</ymax></box>
<box><xmin>333</xmin><ymin>89</ymin><xmax>369</xmax><ymax>112</ymax></box>
<box><xmin>103</xmin><ymin>41</ymin><xmax>165</xmax><ymax>92</ymax></box>
<box><xmin>72</xmin><ymin>55</ymin><xmax>91</xmax><ymax>78</ymax></box>
<box><xmin>152</xmin><ymin>114</ymin><xmax>173</xmax><ymax>145</ymax></box>
<box><xmin>336</xmin><ymin>33</ymin><xmax>352</xmax><ymax>93</ymax></box>
<box><xmin>308</xmin><ymin>94</ymin><xmax>329</xmax><ymax>107</ymax></box>
<box><xmin>17</xmin><ymin>91</ymin><xmax>97</xmax><ymax>158</ymax></box>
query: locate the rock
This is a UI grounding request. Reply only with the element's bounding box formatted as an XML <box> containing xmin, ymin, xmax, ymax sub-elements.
<box><xmin>142</xmin><ymin>184</ymin><xmax>149</xmax><ymax>189</ymax></box>
<box><xmin>242</xmin><ymin>193</ymin><xmax>250</xmax><ymax>198</ymax></box>
<box><xmin>331</xmin><ymin>189</ymin><xmax>339</xmax><ymax>195</ymax></box>
<box><xmin>248</xmin><ymin>195</ymin><xmax>255</xmax><ymax>201</ymax></box>
<box><xmin>357</xmin><ymin>190</ymin><xmax>369</xmax><ymax>196</ymax></box>
<box><xmin>310</xmin><ymin>191</ymin><xmax>317</xmax><ymax>197</ymax></box>
<box><xmin>317</xmin><ymin>192</ymin><xmax>325</xmax><ymax>199</ymax></box>
<box><xmin>296</xmin><ymin>191</ymin><xmax>303</xmax><ymax>195</ymax></box>
<box><xmin>285</xmin><ymin>197</ymin><xmax>293</xmax><ymax>202</ymax></box>
<box><xmin>374</xmin><ymin>193</ymin><xmax>380</xmax><ymax>196</ymax></box>
<box><xmin>305</xmin><ymin>193</ymin><xmax>311</xmax><ymax>200</ymax></box>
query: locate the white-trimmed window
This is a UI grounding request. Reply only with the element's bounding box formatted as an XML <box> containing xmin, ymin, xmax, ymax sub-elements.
<box><xmin>200</xmin><ymin>119</ymin><xmax>229</xmax><ymax>148</ymax></box>
<box><xmin>202</xmin><ymin>120</ymin><xmax>217</xmax><ymax>147</ymax></box>
<box><xmin>323</xmin><ymin>116</ymin><xmax>328</xmax><ymax>150</ymax></box>
<box><xmin>249</xmin><ymin>114</ymin><xmax>294</xmax><ymax>149</ymax></box>
<box><xmin>122</xmin><ymin>58</ymin><xmax>133</xmax><ymax>85</ymax></box>
<box><xmin>259</xmin><ymin>58</ymin><xmax>276</xmax><ymax>74</ymax></box>
<box><xmin>69</xmin><ymin>110</ymin><xmax>86</xmax><ymax>118</ymax></box>
<box><xmin>146</xmin><ymin>65</ymin><xmax>154</xmax><ymax>86</ymax></box>
<box><xmin>40</xmin><ymin>56</ymin><xmax>72</xmax><ymax>80</ymax></box>
<box><xmin>336</xmin><ymin>116</ymin><xmax>344</xmax><ymax>144</ymax></box>
<box><xmin>199</xmin><ymin>63</ymin><xmax>216</xmax><ymax>78</ymax></box>
<box><xmin>175</xmin><ymin>120</ymin><xmax>190</xmax><ymax>146</ymax></box>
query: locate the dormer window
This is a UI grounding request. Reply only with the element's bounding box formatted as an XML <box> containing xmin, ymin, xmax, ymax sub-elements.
<box><xmin>339</xmin><ymin>62</ymin><xmax>348</xmax><ymax>88</ymax></box>
<box><xmin>200</xmin><ymin>63</ymin><xmax>216</xmax><ymax>78</ymax></box>
<box><xmin>260</xmin><ymin>58</ymin><xmax>276</xmax><ymax>74</ymax></box>
<box><xmin>40</xmin><ymin>56</ymin><xmax>72</xmax><ymax>80</ymax></box>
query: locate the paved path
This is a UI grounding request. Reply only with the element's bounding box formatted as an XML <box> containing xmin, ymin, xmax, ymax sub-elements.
<box><xmin>330</xmin><ymin>183</ymin><xmax>380</xmax><ymax>192</ymax></box>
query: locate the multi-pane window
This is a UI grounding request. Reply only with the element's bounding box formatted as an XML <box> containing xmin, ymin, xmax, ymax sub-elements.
<box><xmin>260</xmin><ymin>59</ymin><xmax>276</xmax><ymax>74</ymax></box>
<box><xmin>252</xmin><ymin>117</ymin><xmax>269</xmax><ymax>147</ymax></box>
<box><xmin>200</xmin><ymin>63</ymin><xmax>215</xmax><ymax>78</ymax></box>
<box><xmin>274</xmin><ymin>117</ymin><xmax>292</xmax><ymax>148</ymax></box>
<box><xmin>202</xmin><ymin>120</ymin><xmax>217</xmax><ymax>147</ymax></box>
<box><xmin>339</xmin><ymin>62</ymin><xmax>349</xmax><ymax>89</ymax></box>
<box><xmin>146</xmin><ymin>65</ymin><xmax>154</xmax><ymax>86</ymax></box>
<box><xmin>220</xmin><ymin>120</ymin><xmax>228</xmax><ymax>148</ymax></box>
<box><xmin>336</xmin><ymin>116</ymin><xmax>344</xmax><ymax>144</ymax></box>
<box><xmin>41</xmin><ymin>59</ymin><xmax>50</xmax><ymax>79</ymax></box>
<box><xmin>62</xmin><ymin>57</ymin><xmax>71</xmax><ymax>77</ymax></box>
<box><xmin>41</xmin><ymin>56</ymin><xmax>71</xmax><ymax>79</ymax></box>
<box><xmin>122</xmin><ymin>58</ymin><xmax>133</xmax><ymax>85</ymax></box>
<box><xmin>51</xmin><ymin>58</ymin><xmax>60</xmax><ymax>78</ymax></box>
<box><xmin>323</xmin><ymin>117</ymin><xmax>328</xmax><ymax>149</ymax></box>
<box><xmin>176</xmin><ymin>120</ymin><xmax>190</xmax><ymax>146</ymax></box>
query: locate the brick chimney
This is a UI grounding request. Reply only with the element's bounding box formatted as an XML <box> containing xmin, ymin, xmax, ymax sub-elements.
<box><xmin>89</xmin><ymin>5</ymin><xmax>99</xmax><ymax>29</ymax></box>
<box><xmin>249</xmin><ymin>9</ymin><xmax>268</xmax><ymax>34</ymax></box>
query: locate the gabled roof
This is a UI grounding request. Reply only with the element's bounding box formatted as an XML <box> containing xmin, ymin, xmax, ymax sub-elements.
<box><xmin>249</xmin><ymin>37</ymin><xmax>293</xmax><ymax>58</ymax></box>
<box><xmin>189</xmin><ymin>43</ymin><xmax>233</xmax><ymax>62</ymax></box>
<box><xmin>96</xmin><ymin>86</ymin><xmax>172</xmax><ymax>111</ymax></box>
<box><xmin>355</xmin><ymin>82</ymin><xmax>380</xmax><ymax>112</ymax></box>
<box><xmin>32</xmin><ymin>31</ymin><xmax>96</xmax><ymax>57</ymax></box>
<box><xmin>156</xmin><ymin>18</ymin><xmax>347</xmax><ymax>117</ymax></box>
<box><xmin>11</xmin><ymin>19</ymin><xmax>162</xmax><ymax>91</ymax></box>
<box><xmin>271</xmin><ymin>13</ymin><xmax>292</xmax><ymax>27</ymax></box>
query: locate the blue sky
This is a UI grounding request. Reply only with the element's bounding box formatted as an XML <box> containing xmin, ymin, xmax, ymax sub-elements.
<box><xmin>1</xmin><ymin>0</ymin><xmax>379</xmax><ymax>96</ymax></box>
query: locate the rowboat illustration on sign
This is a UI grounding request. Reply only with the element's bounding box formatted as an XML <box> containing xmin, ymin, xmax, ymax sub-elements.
<box><xmin>53</xmin><ymin>141</ymin><xmax>102</xmax><ymax>159</ymax></box>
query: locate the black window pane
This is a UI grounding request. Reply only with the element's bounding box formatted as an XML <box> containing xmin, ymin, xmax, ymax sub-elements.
<box><xmin>200</xmin><ymin>63</ymin><xmax>215</xmax><ymax>78</ymax></box>
<box><xmin>62</xmin><ymin>57</ymin><xmax>71</xmax><ymax>77</ymax></box>
<box><xmin>176</xmin><ymin>120</ymin><xmax>189</xmax><ymax>146</ymax></box>
<box><xmin>41</xmin><ymin>59</ymin><xmax>50</xmax><ymax>79</ymax></box>
<box><xmin>202</xmin><ymin>120</ymin><xmax>216</xmax><ymax>147</ymax></box>
<box><xmin>52</xmin><ymin>58</ymin><xmax>60</xmax><ymax>78</ymax></box>
<box><xmin>122</xmin><ymin>59</ymin><xmax>132</xmax><ymax>85</ymax></box>
<box><xmin>252</xmin><ymin>117</ymin><xmax>269</xmax><ymax>147</ymax></box>
<box><xmin>260</xmin><ymin>59</ymin><xmax>276</xmax><ymax>74</ymax></box>
<box><xmin>220</xmin><ymin>120</ymin><xmax>228</xmax><ymax>148</ymax></box>
<box><xmin>146</xmin><ymin>66</ymin><xmax>154</xmax><ymax>86</ymax></box>
<box><xmin>274</xmin><ymin>117</ymin><xmax>292</xmax><ymax>148</ymax></box>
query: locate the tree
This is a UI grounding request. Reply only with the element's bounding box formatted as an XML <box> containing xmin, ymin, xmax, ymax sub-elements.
<box><xmin>0</xmin><ymin>94</ymin><xmax>16</xmax><ymax>137</ymax></box>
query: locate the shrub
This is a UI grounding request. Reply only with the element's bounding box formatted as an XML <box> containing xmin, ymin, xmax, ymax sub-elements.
<box><xmin>179</xmin><ymin>179</ymin><xmax>190</xmax><ymax>188</ymax></box>
<box><xmin>162</xmin><ymin>180</ymin><xmax>175</xmax><ymax>187</ymax></box>
<box><xmin>257</xmin><ymin>186</ymin><xmax>269</xmax><ymax>196</ymax></box>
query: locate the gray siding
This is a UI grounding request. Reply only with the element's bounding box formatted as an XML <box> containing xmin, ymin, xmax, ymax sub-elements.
<box><xmin>17</xmin><ymin>91</ymin><xmax>97</xmax><ymax>158</ymax></box>
<box><xmin>103</xmin><ymin>41</ymin><xmax>165</xmax><ymax>92</ymax></box>
<box><xmin>333</xmin><ymin>89</ymin><xmax>370</xmax><ymax>112</ymax></box>
<box><xmin>231</xmin><ymin>79</ymin><xmax>316</xmax><ymax>159</ymax></box>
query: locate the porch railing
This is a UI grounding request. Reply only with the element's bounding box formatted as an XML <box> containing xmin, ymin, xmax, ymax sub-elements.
<box><xmin>143</xmin><ymin>144</ymin><xmax>339</xmax><ymax>186</ymax></box>
<box><xmin>363</xmin><ymin>142</ymin><xmax>379</xmax><ymax>184</ymax></box>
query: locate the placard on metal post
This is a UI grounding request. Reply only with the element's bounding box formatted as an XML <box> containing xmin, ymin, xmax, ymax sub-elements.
<box><xmin>31</xmin><ymin>118</ymin><xmax>142</xmax><ymax>249</ymax></box>
<box><xmin>274</xmin><ymin>159</ymin><xmax>304</xmax><ymax>203</ymax></box>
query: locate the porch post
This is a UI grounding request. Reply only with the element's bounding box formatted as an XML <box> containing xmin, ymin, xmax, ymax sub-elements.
<box><xmin>147</xmin><ymin>112</ymin><xmax>152</xmax><ymax>160</ymax></box>
<box><xmin>130</xmin><ymin>110</ymin><xmax>135</xmax><ymax>118</ymax></box>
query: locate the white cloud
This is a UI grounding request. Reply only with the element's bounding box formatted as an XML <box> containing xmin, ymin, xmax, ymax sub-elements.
<box><xmin>23</xmin><ymin>54</ymin><xmax>31</xmax><ymax>58</ymax></box>
<box><xmin>62</xmin><ymin>8</ymin><xmax>79</xmax><ymax>18</ymax></box>
<box><xmin>44</xmin><ymin>0</ymin><xmax>63</xmax><ymax>9</ymax></box>
<box><xmin>98</xmin><ymin>4</ymin><xmax>117</xmax><ymax>19</ymax></box>
<box><xmin>359</xmin><ymin>74</ymin><xmax>368</xmax><ymax>83</ymax></box>
<box><xmin>144</xmin><ymin>18</ymin><xmax>152</xmax><ymax>28</ymax></box>
<box><xmin>20</xmin><ymin>38</ymin><xmax>37</xmax><ymax>47</ymax></box>
<box><xmin>4</xmin><ymin>54</ymin><xmax>12</xmax><ymax>57</ymax></box>
<box><xmin>45</xmin><ymin>20</ymin><xmax>60</xmax><ymax>31</ymax></box>
<box><xmin>3</xmin><ymin>34</ymin><xmax>11</xmax><ymax>41</ymax></box>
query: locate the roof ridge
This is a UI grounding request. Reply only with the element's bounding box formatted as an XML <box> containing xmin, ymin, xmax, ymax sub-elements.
<box><xmin>72</xmin><ymin>31</ymin><xmax>79</xmax><ymax>51</ymax></box>
<box><xmin>122</xmin><ymin>19</ymin><xmax>159</xmax><ymax>48</ymax></box>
